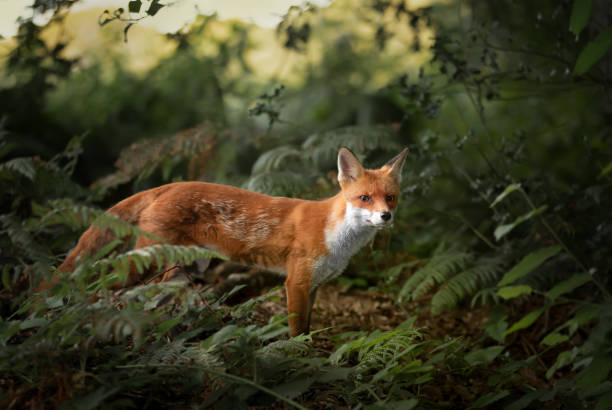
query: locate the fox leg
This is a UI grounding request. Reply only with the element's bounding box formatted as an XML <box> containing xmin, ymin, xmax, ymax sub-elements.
<box><xmin>285</xmin><ymin>260</ymin><xmax>317</xmax><ymax>337</ymax></box>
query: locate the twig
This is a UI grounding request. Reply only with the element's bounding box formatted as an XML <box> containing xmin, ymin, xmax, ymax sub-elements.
<box><xmin>179</xmin><ymin>267</ymin><xmax>226</xmax><ymax>325</ymax></box>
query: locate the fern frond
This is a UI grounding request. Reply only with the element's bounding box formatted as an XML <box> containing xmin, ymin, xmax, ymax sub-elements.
<box><xmin>302</xmin><ymin>125</ymin><xmax>400</xmax><ymax>169</ymax></box>
<box><xmin>90</xmin><ymin>244</ymin><xmax>224</xmax><ymax>286</ymax></box>
<box><xmin>0</xmin><ymin>157</ymin><xmax>36</xmax><ymax>180</ymax></box>
<box><xmin>36</xmin><ymin>199</ymin><xmax>163</xmax><ymax>243</ymax></box>
<box><xmin>430</xmin><ymin>256</ymin><xmax>505</xmax><ymax>314</ymax></box>
<box><xmin>357</xmin><ymin>328</ymin><xmax>421</xmax><ymax>370</ymax></box>
<box><xmin>399</xmin><ymin>243</ymin><xmax>472</xmax><ymax>302</ymax></box>
<box><xmin>244</xmin><ymin>171</ymin><xmax>313</xmax><ymax>196</ymax></box>
<box><xmin>251</xmin><ymin>145</ymin><xmax>302</xmax><ymax>174</ymax></box>
<box><xmin>0</xmin><ymin>213</ymin><xmax>53</xmax><ymax>264</ymax></box>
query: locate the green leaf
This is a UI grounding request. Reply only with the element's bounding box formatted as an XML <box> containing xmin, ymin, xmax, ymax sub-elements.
<box><xmin>498</xmin><ymin>246</ymin><xmax>561</xmax><ymax>286</ymax></box>
<box><xmin>128</xmin><ymin>0</ymin><xmax>142</xmax><ymax>13</ymax></box>
<box><xmin>157</xmin><ymin>317</ymin><xmax>181</xmax><ymax>335</ymax></box>
<box><xmin>545</xmin><ymin>272</ymin><xmax>592</xmax><ymax>300</ymax></box>
<box><xmin>575</xmin><ymin>355</ymin><xmax>612</xmax><ymax>389</ymax></box>
<box><xmin>490</xmin><ymin>183</ymin><xmax>521</xmax><ymax>207</ymax></box>
<box><xmin>464</xmin><ymin>345</ymin><xmax>505</xmax><ymax>366</ymax></box>
<box><xmin>505</xmin><ymin>307</ymin><xmax>546</xmax><ymax>335</ymax></box>
<box><xmin>497</xmin><ymin>285</ymin><xmax>532</xmax><ymax>300</ymax></box>
<box><xmin>503</xmin><ymin>389</ymin><xmax>548</xmax><ymax>410</ymax></box>
<box><xmin>574</xmin><ymin>26</ymin><xmax>612</xmax><ymax>74</ymax></box>
<box><xmin>470</xmin><ymin>390</ymin><xmax>510</xmax><ymax>409</ymax></box>
<box><xmin>595</xmin><ymin>391</ymin><xmax>612</xmax><ymax>410</ymax></box>
<box><xmin>273</xmin><ymin>377</ymin><xmax>315</xmax><ymax>399</ymax></box>
<box><xmin>70</xmin><ymin>386</ymin><xmax>121</xmax><ymax>410</ymax></box>
<box><xmin>569</xmin><ymin>0</ymin><xmax>593</xmax><ymax>36</ymax></box>
<box><xmin>600</xmin><ymin>161</ymin><xmax>612</xmax><ymax>178</ymax></box>
<box><xmin>540</xmin><ymin>332</ymin><xmax>569</xmax><ymax>346</ymax></box>
<box><xmin>546</xmin><ymin>348</ymin><xmax>579</xmax><ymax>379</ymax></box>
<box><xmin>0</xmin><ymin>157</ymin><xmax>36</xmax><ymax>180</ymax></box>
<box><xmin>146</xmin><ymin>0</ymin><xmax>164</xmax><ymax>16</ymax></box>
<box><xmin>494</xmin><ymin>205</ymin><xmax>548</xmax><ymax>240</ymax></box>
<box><xmin>567</xmin><ymin>304</ymin><xmax>600</xmax><ymax>335</ymax></box>
<box><xmin>2</xmin><ymin>265</ymin><xmax>11</xmax><ymax>291</ymax></box>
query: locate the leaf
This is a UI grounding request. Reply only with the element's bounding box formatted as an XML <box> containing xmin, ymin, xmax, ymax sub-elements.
<box><xmin>540</xmin><ymin>332</ymin><xmax>569</xmax><ymax>346</ymax></box>
<box><xmin>494</xmin><ymin>205</ymin><xmax>548</xmax><ymax>240</ymax></box>
<box><xmin>546</xmin><ymin>348</ymin><xmax>579</xmax><ymax>379</ymax></box>
<box><xmin>273</xmin><ymin>377</ymin><xmax>315</xmax><ymax>399</ymax></box>
<box><xmin>0</xmin><ymin>157</ymin><xmax>36</xmax><ymax>180</ymax></box>
<box><xmin>574</xmin><ymin>26</ymin><xmax>612</xmax><ymax>74</ymax></box>
<box><xmin>202</xmin><ymin>325</ymin><xmax>240</xmax><ymax>349</ymax></box>
<box><xmin>498</xmin><ymin>246</ymin><xmax>561</xmax><ymax>286</ymax></box>
<box><xmin>2</xmin><ymin>265</ymin><xmax>11</xmax><ymax>291</ymax></box>
<box><xmin>123</xmin><ymin>23</ymin><xmax>134</xmax><ymax>43</ymax></box>
<box><xmin>505</xmin><ymin>307</ymin><xmax>546</xmax><ymax>335</ymax></box>
<box><xmin>600</xmin><ymin>161</ymin><xmax>612</xmax><ymax>178</ymax></box>
<box><xmin>503</xmin><ymin>389</ymin><xmax>548</xmax><ymax>410</ymax></box>
<box><xmin>567</xmin><ymin>304</ymin><xmax>600</xmax><ymax>335</ymax></box>
<box><xmin>484</xmin><ymin>308</ymin><xmax>508</xmax><ymax>343</ymax></box>
<box><xmin>545</xmin><ymin>272</ymin><xmax>592</xmax><ymax>300</ymax></box>
<box><xmin>128</xmin><ymin>0</ymin><xmax>142</xmax><ymax>13</ymax></box>
<box><xmin>470</xmin><ymin>390</ymin><xmax>510</xmax><ymax>409</ymax></box>
<box><xmin>70</xmin><ymin>386</ymin><xmax>121</xmax><ymax>410</ymax></box>
<box><xmin>595</xmin><ymin>391</ymin><xmax>612</xmax><ymax>410</ymax></box>
<box><xmin>464</xmin><ymin>346</ymin><xmax>505</xmax><ymax>366</ymax></box>
<box><xmin>146</xmin><ymin>0</ymin><xmax>164</xmax><ymax>16</ymax></box>
<box><xmin>569</xmin><ymin>0</ymin><xmax>593</xmax><ymax>36</ymax></box>
<box><xmin>157</xmin><ymin>317</ymin><xmax>181</xmax><ymax>335</ymax></box>
<box><xmin>497</xmin><ymin>285</ymin><xmax>532</xmax><ymax>300</ymax></box>
<box><xmin>318</xmin><ymin>367</ymin><xmax>352</xmax><ymax>382</ymax></box>
<box><xmin>575</xmin><ymin>354</ymin><xmax>612</xmax><ymax>389</ymax></box>
<box><xmin>490</xmin><ymin>183</ymin><xmax>521</xmax><ymax>207</ymax></box>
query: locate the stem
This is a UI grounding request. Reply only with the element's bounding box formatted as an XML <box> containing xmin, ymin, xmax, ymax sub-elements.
<box><xmin>116</xmin><ymin>363</ymin><xmax>309</xmax><ymax>410</ymax></box>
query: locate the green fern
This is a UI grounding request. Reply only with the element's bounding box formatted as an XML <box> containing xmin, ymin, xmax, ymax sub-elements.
<box><xmin>88</xmin><ymin>244</ymin><xmax>224</xmax><ymax>286</ymax></box>
<box><xmin>251</xmin><ymin>145</ymin><xmax>302</xmax><ymax>174</ymax></box>
<box><xmin>398</xmin><ymin>243</ymin><xmax>472</xmax><ymax>303</ymax></box>
<box><xmin>244</xmin><ymin>171</ymin><xmax>314</xmax><ymax>196</ymax></box>
<box><xmin>430</xmin><ymin>256</ymin><xmax>505</xmax><ymax>314</ymax></box>
<box><xmin>0</xmin><ymin>213</ymin><xmax>53</xmax><ymax>264</ymax></box>
<box><xmin>303</xmin><ymin>125</ymin><xmax>401</xmax><ymax>169</ymax></box>
<box><xmin>0</xmin><ymin>157</ymin><xmax>37</xmax><ymax>180</ymax></box>
<box><xmin>35</xmin><ymin>199</ymin><xmax>162</xmax><ymax>243</ymax></box>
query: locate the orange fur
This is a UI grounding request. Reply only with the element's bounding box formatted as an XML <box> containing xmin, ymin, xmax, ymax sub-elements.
<box><xmin>45</xmin><ymin>147</ymin><xmax>408</xmax><ymax>336</ymax></box>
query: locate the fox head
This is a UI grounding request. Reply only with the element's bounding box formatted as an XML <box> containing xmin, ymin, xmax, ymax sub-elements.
<box><xmin>337</xmin><ymin>146</ymin><xmax>408</xmax><ymax>228</ymax></box>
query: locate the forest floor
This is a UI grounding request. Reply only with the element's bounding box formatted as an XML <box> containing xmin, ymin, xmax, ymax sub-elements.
<box><xmin>226</xmin><ymin>272</ymin><xmax>567</xmax><ymax>409</ymax></box>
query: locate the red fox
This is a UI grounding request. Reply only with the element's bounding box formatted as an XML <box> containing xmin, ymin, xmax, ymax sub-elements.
<box><xmin>52</xmin><ymin>147</ymin><xmax>408</xmax><ymax>336</ymax></box>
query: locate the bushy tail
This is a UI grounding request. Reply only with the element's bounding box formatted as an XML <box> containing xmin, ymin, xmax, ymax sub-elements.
<box><xmin>38</xmin><ymin>185</ymin><xmax>171</xmax><ymax>291</ymax></box>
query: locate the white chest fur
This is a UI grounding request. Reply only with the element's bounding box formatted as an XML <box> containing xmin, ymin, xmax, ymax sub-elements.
<box><xmin>311</xmin><ymin>203</ymin><xmax>378</xmax><ymax>288</ymax></box>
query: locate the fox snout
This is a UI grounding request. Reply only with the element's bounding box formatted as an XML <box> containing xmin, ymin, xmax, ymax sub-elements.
<box><xmin>370</xmin><ymin>209</ymin><xmax>393</xmax><ymax>226</ymax></box>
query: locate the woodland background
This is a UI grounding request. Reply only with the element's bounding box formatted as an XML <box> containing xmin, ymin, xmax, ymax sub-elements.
<box><xmin>1</xmin><ymin>0</ymin><xmax>611</xmax><ymax>408</ymax></box>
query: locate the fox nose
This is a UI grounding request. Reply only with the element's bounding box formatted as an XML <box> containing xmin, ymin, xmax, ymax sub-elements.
<box><xmin>381</xmin><ymin>212</ymin><xmax>392</xmax><ymax>222</ymax></box>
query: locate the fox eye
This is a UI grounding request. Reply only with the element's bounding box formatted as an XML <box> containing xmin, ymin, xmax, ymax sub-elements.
<box><xmin>359</xmin><ymin>195</ymin><xmax>371</xmax><ymax>202</ymax></box>
<box><xmin>386</xmin><ymin>194</ymin><xmax>395</xmax><ymax>202</ymax></box>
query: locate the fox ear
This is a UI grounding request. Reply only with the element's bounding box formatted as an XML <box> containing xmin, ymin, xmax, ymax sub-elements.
<box><xmin>383</xmin><ymin>148</ymin><xmax>409</xmax><ymax>182</ymax></box>
<box><xmin>337</xmin><ymin>147</ymin><xmax>364</xmax><ymax>185</ymax></box>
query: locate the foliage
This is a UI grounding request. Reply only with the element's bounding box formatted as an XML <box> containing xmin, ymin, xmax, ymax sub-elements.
<box><xmin>1</xmin><ymin>0</ymin><xmax>612</xmax><ymax>408</ymax></box>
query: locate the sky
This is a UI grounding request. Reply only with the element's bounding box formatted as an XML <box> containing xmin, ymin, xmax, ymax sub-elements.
<box><xmin>0</xmin><ymin>0</ymin><xmax>330</xmax><ymax>38</ymax></box>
